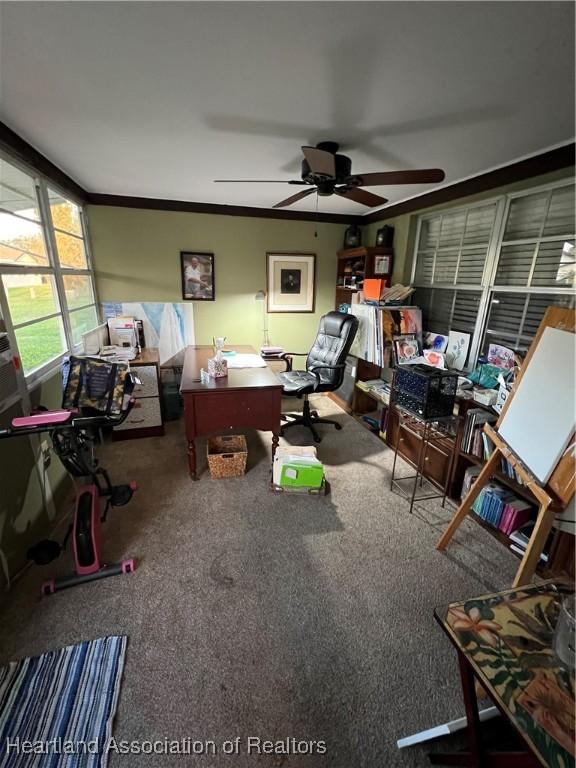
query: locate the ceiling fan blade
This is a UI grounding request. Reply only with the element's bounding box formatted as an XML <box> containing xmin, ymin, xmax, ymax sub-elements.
<box><xmin>301</xmin><ymin>146</ymin><xmax>336</xmax><ymax>178</ymax></box>
<box><xmin>214</xmin><ymin>179</ymin><xmax>307</xmax><ymax>184</ymax></box>
<box><xmin>336</xmin><ymin>187</ymin><xmax>387</xmax><ymax>208</ymax></box>
<box><xmin>272</xmin><ymin>188</ymin><xmax>316</xmax><ymax>209</ymax></box>
<box><xmin>354</xmin><ymin>169</ymin><xmax>445</xmax><ymax>186</ymax></box>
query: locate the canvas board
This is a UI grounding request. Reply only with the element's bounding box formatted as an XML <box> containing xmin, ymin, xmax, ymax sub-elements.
<box><xmin>499</xmin><ymin>327</ymin><xmax>575</xmax><ymax>485</ymax></box>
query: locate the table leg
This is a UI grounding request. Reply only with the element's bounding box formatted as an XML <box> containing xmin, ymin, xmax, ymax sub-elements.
<box><xmin>428</xmin><ymin>651</ymin><xmax>483</xmax><ymax>768</ymax></box>
<box><xmin>272</xmin><ymin>431</ymin><xmax>280</xmax><ymax>460</ymax></box>
<box><xmin>187</xmin><ymin>439</ymin><xmax>198</xmax><ymax>480</ymax></box>
<box><xmin>457</xmin><ymin>650</ymin><xmax>484</xmax><ymax>768</ymax></box>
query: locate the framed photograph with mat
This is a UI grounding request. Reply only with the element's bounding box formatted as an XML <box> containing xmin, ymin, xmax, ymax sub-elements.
<box><xmin>181</xmin><ymin>251</ymin><xmax>215</xmax><ymax>301</ymax></box>
<box><xmin>266</xmin><ymin>252</ymin><xmax>316</xmax><ymax>313</ymax></box>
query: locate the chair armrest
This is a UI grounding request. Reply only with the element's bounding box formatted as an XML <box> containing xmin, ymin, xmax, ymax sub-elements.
<box><xmin>280</xmin><ymin>351</ymin><xmax>307</xmax><ymax>372</ymax></box>
<box><xmin>308</xmin><ymin>363</ymin><xmax>346</xmax><ymax>389</ymax></box>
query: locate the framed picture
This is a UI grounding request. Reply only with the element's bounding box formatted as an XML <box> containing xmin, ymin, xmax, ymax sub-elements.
<box><xmin>266</xmin><ymin>252</ymin><xmax>316</xmax><ymax>313</ymax></box>
<box><xmin>374</xmin><ymin>254</ymin><xmax>391</xmax><ymax>275</ymax></box>
<box><xmin>180</xmin><ymin>252</ymin><xmax>215</xmax><ymax>301</ymax></box>
<box><xmin>393</xmin><ymin>335</ymin><xmax>420</xmax><ymax>365</ymax></box>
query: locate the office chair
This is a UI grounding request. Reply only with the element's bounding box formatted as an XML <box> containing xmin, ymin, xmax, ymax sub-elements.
<box><xmin>278</xmin><ymin>311</ymin><xmax>359</xmax><ymax>443</ymax></box>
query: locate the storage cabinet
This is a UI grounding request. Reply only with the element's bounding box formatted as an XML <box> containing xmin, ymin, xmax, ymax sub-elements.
<box><xmin>345</xmin><ymin>363</ymin><xmax>574</xmax><ymax>580</ymax></box>
<box><xmin>386</xmin><ymin>406</ymin><xmax>452</xmax><ymax>489</ymax></box>
<box><xmin>113</xmin><ymin>348</ymin><xmax>164</xmax><ymax>440</ymax></box>
<box><xmin>335</xmin><ymin>246</ymin><xmax>394</xmax><ymax>310</ymax></box>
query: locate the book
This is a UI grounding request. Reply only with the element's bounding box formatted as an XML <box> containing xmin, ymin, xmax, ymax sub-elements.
<box><xmin>510</xmin><ymin>544</ymin><xmax>548</xmax><ymax>563</ymax></box>
<box><xmin>471</xmin><ymin>480</ymin><xmax>531</xmax><ymax>532</ymax></box>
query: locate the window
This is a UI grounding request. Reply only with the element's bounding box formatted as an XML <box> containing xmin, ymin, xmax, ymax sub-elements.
<box><xmin>0</xmin><ymin>154</ymin><xmax>98</xmax><ymax>380</ymax></box>
<box><xmin>412</xmin><ymin>181</ymin><xmax>575</xmax><ymax>367</ymax></box>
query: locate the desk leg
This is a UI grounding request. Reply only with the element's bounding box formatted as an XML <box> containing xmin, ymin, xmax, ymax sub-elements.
<box><xmin>187</xmin><ymin>439</ymin><xmax>198</xmax><ymax>480</ymax></box>
<box><xmin>272</xmin><ymin>431</ymin><xmax>280</xmax><ymax>460</ymax></box>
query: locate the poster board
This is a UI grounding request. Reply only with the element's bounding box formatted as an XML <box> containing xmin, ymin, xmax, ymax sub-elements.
<box><xmin>497</xmin><ymin>307</ymin><xmax>575</xmax><ymax>505</ymax></box>
<box><xmin>499</xmin><ymin>326</ymin><xmax>575</xmax><ymax>485</ymax></box>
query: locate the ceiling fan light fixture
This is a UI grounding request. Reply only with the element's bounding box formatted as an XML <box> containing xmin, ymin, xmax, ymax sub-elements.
<box><xmin>213</xmin><ymin>141</ymin><xmax>445</xmax><ymax>210</ymax></box>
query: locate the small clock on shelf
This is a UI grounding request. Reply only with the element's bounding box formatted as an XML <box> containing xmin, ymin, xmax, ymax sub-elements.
<box><xmin>375</xmin><ymin>225</ymin><xmax>394</xmax><ymax>248</ymax></box>
<box><xmin>343</xmin><ymin>225</ymin><xmax>362</xmax><ymax>249</ymax></box>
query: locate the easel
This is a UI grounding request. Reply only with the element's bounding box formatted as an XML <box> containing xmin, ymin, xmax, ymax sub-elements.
<box><xmin>437</xmin><ymin>307</ymin><xmax>575</xmax><ymax>587</ymax></box>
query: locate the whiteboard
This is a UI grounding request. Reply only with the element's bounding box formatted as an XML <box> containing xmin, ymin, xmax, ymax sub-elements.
<box><xmin>499</xmin><ymin>326</ymin><xmax>575</xmax><ymax>484</ymax></box>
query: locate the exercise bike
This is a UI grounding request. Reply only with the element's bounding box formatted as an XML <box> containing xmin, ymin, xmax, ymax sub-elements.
<box><xmin>0</xmin><ymin>357</ymin><xmax>138</xmax><ymax>596</ymax></box>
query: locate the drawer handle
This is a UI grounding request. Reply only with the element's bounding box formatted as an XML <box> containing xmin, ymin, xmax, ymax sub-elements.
<box><xmin>128</xmin><ymin>418</ymin><xmax>146</xmax><ymax>424</ymax></box>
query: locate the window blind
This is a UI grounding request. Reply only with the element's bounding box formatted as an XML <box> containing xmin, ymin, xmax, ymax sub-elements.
<box><xmin>412</xmin><ymin>180</ymin><xmax>575</xmax><ymax>367</ymax></box>
<box><xmin>414</xmin><ymin>203</ymin><xmax>497</xmax><ymax>287</ymax></box>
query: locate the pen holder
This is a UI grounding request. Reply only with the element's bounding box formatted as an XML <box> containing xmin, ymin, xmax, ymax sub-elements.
<box><xmin>208</xmin><ymin>356</ymin><xmax>228</xmax><ymax>378</ymax></box>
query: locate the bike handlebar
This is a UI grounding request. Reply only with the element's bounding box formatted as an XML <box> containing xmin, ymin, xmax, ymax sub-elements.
<box><xmin>0</xmin><ymin>398</ymin><xmax>137</xmax><ymax>440</ymax></box>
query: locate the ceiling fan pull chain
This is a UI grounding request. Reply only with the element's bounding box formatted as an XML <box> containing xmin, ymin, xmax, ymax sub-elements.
<box><xmin>315</xmin><ymin>192</ymin><xmax>319</xmax><ymax>238</ymax></box>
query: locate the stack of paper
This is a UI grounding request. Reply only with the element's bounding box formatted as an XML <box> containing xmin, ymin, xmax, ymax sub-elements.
<box><xmin>99</xmin><ymin>345</ymin><xmax>137</xmax><ymax>362</ymax></box>
<box><xmin>273</xmin><ymin>446</ymin><xmax>324</xmax><ymax>489</ymax></box>
<box><xmin>226</xmin><ymin>354</ymin><xmax>267</xmax><ymax>369</ymax></box>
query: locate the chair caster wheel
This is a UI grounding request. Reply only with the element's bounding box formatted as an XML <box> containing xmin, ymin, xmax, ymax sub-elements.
<box><xmin>121</xmin><ymin>559</ymin><xmax>136</xmax><ymax>574</ymax></box>
<box><xmin>311</xmin><ymin>410</ymin><xmax>318</xmax><ymax>417</ymax></box>
<box><xmin>42</xmin><ymin>580</ymin><xmax>55</xmax><ymax>597</ymax></box>
<box><xmin>334</xmin><ymin>423</ymin><xmax>343</xmax><ymax>430</ymax></box>
<box><xmin>313</xmin><ymin>435</ymin><xmax>322</xmax><ymax>443</ymax></box>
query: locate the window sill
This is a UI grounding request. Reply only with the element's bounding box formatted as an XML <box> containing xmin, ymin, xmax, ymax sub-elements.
<box><xmin>25</xmin><ymin>354</ymin><xmax>66</xmax><ymax>391</ymax></box>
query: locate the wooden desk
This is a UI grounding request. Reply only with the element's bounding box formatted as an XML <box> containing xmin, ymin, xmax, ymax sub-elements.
<box><xmin>180</xmin><ymin>345</ymin><xmax>283</xmax><ymax>479</ymax></box>
<box><xmin>433</xmin><ymin>581</ymin><xmax>575</xmax><ymax>767</ymax></box>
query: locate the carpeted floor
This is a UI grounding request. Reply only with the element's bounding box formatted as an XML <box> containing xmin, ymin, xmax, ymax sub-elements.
<box><xmin>0</xmin><ymin>396</ymin><xmax>518</xmax><ymax>767</ymax></box>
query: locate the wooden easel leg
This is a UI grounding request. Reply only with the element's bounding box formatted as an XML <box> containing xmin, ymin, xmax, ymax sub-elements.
<box><xmin>512</xmin><ymin>500</ymin><xmax>554</xmax><ymax>587</ymax></box>
<box><xmin>437</xmin><ymin>449</ymin><xmax>502</xmax><ymax>551</ymax></box>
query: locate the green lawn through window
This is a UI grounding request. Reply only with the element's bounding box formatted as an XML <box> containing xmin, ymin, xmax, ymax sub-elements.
<box><xmin>7</xmin><ymin>284</ymin><xmax>64</xmax><ymax>374</ymax></box>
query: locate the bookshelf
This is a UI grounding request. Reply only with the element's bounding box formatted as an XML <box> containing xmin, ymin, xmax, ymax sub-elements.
<box><xmin>349</xmin><ymin>374</ymin><xmax>574</xmax><ymax>579</ymax></box>
<box><xmin>335</xmin><ymin>246</ymin><xmax>393</xmax><ymax>310</ymax></box>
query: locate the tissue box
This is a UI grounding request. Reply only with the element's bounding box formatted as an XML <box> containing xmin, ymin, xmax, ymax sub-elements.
<box><xmin>207</xmin><ymin>356</ymin><xmax>228</xmax><ymax>378</ymax></box>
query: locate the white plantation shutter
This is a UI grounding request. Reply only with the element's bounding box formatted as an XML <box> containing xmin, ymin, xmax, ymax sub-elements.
<box><xmin>414</xmin><ymin>288</ymin><xmax>481</xmax><ymax>337</ymax></box>
<box><xmin>414</xmin><ymin>203</ymin><xmax>497</xmax><ymax>287</ymax></box>
<box><xmin>413</xmin><ymin>180</ymin><xmax>575</xmax><ymax>365</ymax></box>
<box><xmin>485</xmin><ymin>292</ymin><xmax>575</xmax><ymax>349</ymax></box>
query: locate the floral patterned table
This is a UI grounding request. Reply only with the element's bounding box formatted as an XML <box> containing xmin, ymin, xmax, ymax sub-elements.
<box><xmin>434</xmin><ymin>580</ymin><xmax>575</xmax><ymax>768</ymax></box>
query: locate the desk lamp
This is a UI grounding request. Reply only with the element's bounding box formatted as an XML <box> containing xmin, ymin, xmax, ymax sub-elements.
<box><xmin>254</xmin><ymin>290</ymin><xmax>271</xmax><ymax>348</ymax></box>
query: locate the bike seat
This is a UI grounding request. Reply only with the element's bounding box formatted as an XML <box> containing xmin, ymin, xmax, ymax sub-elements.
<box><xmin>12</xmin><ymin>410</ymin><xmax>76</xmax><ymax>429</ymax></box>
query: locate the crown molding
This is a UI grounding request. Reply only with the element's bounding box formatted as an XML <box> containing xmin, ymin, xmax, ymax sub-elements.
<box><xmin>86</xmin><ymin>193</ymin><xmax>361</xmax><ymax>224</ymax></box>
<box><xmin>2</xmin><ymin>119</ymin><xmax>573</xmax><ymax>227</ymax></box>
<box><xmin>0</xmin><ymin>120</ymin><xmax>89</xmax><ymax>202</ymax></box>
<box><xmin>363</xmin><ymin>143</ymin><xmax>575</xmax><ymax>224</ymax></box>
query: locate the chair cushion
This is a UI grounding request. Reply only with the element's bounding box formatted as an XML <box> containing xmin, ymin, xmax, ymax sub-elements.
<box><xmin>277</xmin><ymin>370</ymin><xmax>317</xmax><ymax>396</ymax></box>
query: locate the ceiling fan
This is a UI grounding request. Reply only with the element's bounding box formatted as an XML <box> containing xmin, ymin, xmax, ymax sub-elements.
<box><xmin>214</xmin><ymin>141</ymin><xmax>445</xmax><ymax>209</ymax></box>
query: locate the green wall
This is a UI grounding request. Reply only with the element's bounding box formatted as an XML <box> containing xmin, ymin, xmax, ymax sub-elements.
<box><xmin>88</xmin><ymin>206</ymin><xmax>348</xmax><ymax>353</ymax></box>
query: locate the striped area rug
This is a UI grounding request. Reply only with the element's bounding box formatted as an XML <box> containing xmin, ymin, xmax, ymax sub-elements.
<box><xmin>0</xmin><ymin>636</ymin><xmax>127</xmax><ymax>767</ymax></box>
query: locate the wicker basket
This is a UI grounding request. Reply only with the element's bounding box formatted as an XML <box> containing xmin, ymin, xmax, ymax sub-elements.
<box><xmin>207</xmin><ymin>435</ymin><xmax>247</xmax><ymax>478</ymax></box>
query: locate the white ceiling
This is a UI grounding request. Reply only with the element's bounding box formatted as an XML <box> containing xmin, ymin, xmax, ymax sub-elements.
<box><xmin>0</xmin><ymin>2</ymin><xmax>574</xmax><ymax>215</ymax></box>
